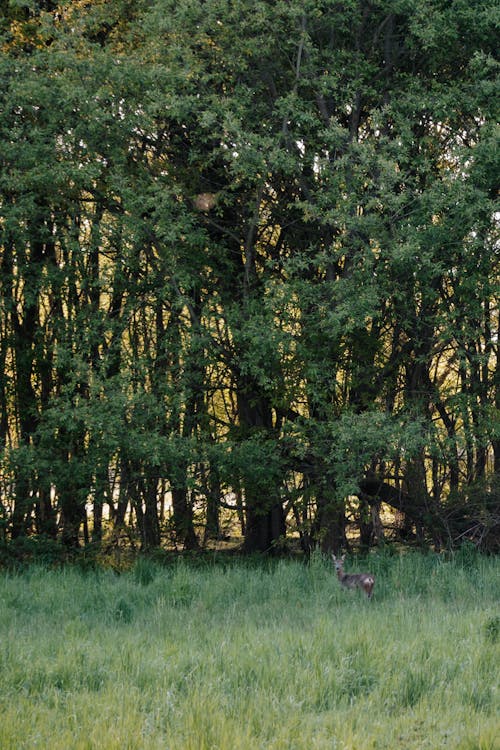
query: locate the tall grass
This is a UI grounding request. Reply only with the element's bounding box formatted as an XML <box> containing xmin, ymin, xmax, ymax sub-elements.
<box><xmin>0</xmin><ymin>550</ymin><xmax>498</xmax><ymax>749</ymax></box>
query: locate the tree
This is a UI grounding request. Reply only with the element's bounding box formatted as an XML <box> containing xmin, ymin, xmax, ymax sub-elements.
<box><xmin>0</xmin><ymin>0</ymin><xmax>498</xmax><ymax>553</ymax></box>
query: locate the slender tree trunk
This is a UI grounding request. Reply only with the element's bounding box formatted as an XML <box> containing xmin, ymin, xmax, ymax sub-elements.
<box><xmin>203</xmin><ymin>460</ymin><xmax>221</xmax><ymax>543</ymax></box>
<box><xmin>142</xmin><ymin>478</ymin><xmax>161</xmax><ymax>550</ymax></box>
<box><xmin>11</xmin><ymin>225</ymin><xmax>47</xmax><ymax>537</ymax></box>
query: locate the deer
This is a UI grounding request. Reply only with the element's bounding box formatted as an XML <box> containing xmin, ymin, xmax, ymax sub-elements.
<box><xmin>332</xmin><ymin>554</ymin><xmax>375</xmax><ymax>599</ymax></box>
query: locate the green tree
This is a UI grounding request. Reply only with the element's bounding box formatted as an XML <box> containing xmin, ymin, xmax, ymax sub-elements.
<box><xmin>0</xmin><ymin>0</ymin><xmax>497</xmax><ymax>553</ymax></box>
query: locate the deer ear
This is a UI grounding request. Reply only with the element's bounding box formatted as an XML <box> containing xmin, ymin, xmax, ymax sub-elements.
<box><xmin>341</xmin><ymin>554</ymin><xmax>346</xmax><ymax>562</ymax></box>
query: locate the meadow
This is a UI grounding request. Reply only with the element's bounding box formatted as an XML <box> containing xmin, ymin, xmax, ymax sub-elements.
<box><xmin>0</xmin><ymin>549</ymin><xmax>498</xmax><ymax>750</ymax></box>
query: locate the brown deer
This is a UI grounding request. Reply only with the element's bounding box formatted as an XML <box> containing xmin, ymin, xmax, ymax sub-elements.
<box><xmin>332</xmin><ymin>554</ymin><xmax>375</xmax><ymax>599</ymax></box>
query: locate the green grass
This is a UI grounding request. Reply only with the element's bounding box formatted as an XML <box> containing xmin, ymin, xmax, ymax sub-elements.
<box><xmin>0</xmin><ymin>550</ymin><xmax>498</xmax><ymax>749</ymax></box>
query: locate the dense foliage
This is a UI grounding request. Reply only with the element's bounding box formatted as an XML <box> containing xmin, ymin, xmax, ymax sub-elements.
<box><xmin>0</xmin><ymin>0</ymin><xmax>498</xmax><ymax>553</ymax></box>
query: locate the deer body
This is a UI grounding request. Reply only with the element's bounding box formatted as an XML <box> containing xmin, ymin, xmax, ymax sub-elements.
<box><xmin>332</xmin><ymin>554</ymin><xmax>375</xmax><ymax>599</ymax></box>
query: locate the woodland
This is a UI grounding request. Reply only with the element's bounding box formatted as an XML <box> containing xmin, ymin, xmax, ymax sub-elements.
<box><xmin>0</xmin><ymin>0</ymin><xmax>498</xmax><ymax>556</ymax></box>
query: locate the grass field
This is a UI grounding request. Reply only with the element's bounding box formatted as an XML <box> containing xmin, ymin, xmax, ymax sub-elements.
<box><xmin>0</xmin><ymin>549</ymin><xmax>498</xmax><ymax>749</ymax></box>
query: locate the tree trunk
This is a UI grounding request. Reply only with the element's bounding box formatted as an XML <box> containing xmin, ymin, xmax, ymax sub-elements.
<box><xmin>243</xmin><ymin>489</ymin><xmax>285</xmax><ymax>554</ymax></box>
<box><xmin>171</xmin><ymin>484</ymin><xmax>199</xmax><ymax>550</ymax></box>
<box><xmin>317</xmin><ymin>496</ymin><xmax>347</xmax><ymax>554</ymax></box>
<box><xmin>142</xmin><ymin>478</ymin><xmax>161</xmax><ymax>550</ymax></box>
